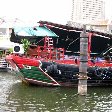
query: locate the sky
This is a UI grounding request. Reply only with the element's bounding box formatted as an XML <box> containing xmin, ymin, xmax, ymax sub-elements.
<box><xmin>104</xmin><ymin>0</ymin><xmax>112</xmax><ymax>19</ymax></box>
<box><xmin>0</xmin><ymin>0</ymin><xmax>112</xmax><ymax>25</ymax></box>
<box><xmin>0</xmin><ymin>0</ymin><xmax>72</xmax><ymax>24</ymax></box>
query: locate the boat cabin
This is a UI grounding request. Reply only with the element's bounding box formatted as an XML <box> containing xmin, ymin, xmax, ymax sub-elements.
<box><xmin>10</xmin><ymin>21</ymin><xmax>112</xmax><ymax>62</ymax></box>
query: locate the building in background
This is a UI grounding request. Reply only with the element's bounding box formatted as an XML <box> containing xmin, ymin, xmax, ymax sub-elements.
<box><xmin>71</xmin><ymin>0</ymin><xmax>105</xmax><ymax>24</ymax></box>
<box><xmin>0</xmin><ymin>18</ymin><xmax>25</xmax><ymax>50</ymax></box>
<box><xmin>67</xmin><ymin>0</ymin><xmax>112</xmax><ymax>34</ymax></box>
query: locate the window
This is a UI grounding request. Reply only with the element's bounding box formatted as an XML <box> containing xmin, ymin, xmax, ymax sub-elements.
<box><xmin>0</xmin><ymin>28</ymin><xmax>7</xmax><ymax>36</ymax></box>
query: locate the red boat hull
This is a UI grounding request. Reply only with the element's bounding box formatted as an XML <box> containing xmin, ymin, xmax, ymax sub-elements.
<box><xmin>6</xmin><ymin>55</ymin><xmax>112</xmax><ymax>87</ymax></box>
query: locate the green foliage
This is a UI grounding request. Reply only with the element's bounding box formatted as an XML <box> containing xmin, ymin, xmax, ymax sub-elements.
<box><xmin>8</xmin><ymin>48</ymin><xmax>13</xmax><ymax>54</ymax></box>
<box><xmin>21</xmin><ymin>39</ymin><xmax>30</xmax><ymax>54</ymax></box>
<box><xmin>0</xmin><ymin>51</ymin><xmax>3</xmax><ymax>57</ymax></box>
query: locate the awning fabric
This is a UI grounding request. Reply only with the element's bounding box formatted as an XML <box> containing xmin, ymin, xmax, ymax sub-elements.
<box><xmin>14</xmin><ymin>26</ymin><xmax>58</xmax><ymax>37</ymax></box>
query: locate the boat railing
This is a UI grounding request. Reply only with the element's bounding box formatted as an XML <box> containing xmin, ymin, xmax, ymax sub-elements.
<box><xmin>27</xmin><ymin>45</ymin><xmax>65</xmax><ymax>61</ymax></box>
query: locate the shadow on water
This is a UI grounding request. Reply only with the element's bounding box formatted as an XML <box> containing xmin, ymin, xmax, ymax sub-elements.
<box><xmin>0</xmin><ymin>72</ymin><xmax>112</xmax><ymax>112</ymax></box>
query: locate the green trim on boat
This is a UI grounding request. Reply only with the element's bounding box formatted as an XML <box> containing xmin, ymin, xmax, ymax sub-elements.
<box><xmin>20</xmin><ymin>66</ymin><xmax>53</xmax><ymax>83</ymax></box>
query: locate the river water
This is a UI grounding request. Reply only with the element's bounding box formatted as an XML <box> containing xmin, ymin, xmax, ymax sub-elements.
<box><xmin>0</xmin><ymin>72</ymin><xmax>112</xmax><ymax>112</ymax></box>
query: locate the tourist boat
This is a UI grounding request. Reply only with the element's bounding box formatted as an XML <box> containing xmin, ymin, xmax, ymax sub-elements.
<box><xmin>5</xmin><ymin>21</ymin><xmax>112</xmax><ymax>87</ymax></box>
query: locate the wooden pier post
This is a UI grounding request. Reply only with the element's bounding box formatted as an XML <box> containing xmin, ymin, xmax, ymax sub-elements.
<box><xmin>78</xmin><ymin>25</ymin><xmax>88</xmax><ymax>95</ymax></box>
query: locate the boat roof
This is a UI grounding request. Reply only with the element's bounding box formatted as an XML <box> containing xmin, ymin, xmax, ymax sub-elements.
<box><xmin>13</xmin><ymin>25</ymin><xmax>58</xmax><ymax>37</ymax></box>
<box><xmin>39</xmin><ymin>21</ymin><xmax>112</xmax><ymax>38</ymax></box>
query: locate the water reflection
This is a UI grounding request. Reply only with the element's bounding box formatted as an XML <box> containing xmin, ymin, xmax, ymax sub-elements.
<box><xmin>0</xmin><ymin>72</ymin><xmax>112</xmax><ymax>112</ymax></box>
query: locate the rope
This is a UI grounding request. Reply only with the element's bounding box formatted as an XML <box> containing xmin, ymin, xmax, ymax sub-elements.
<box><xmin>67</xmin><ymin>37</ymin><xmax>80</xmax><ymax>50</ymax></box>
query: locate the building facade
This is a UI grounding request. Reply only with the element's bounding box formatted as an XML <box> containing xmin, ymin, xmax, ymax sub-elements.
<box><xmin>71</xmin><ymin>0</ymin><xmax>105</xmax><ymax>23</ymax></box>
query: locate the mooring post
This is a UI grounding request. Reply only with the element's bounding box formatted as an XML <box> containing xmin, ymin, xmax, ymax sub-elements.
<box><xmin>78</xmin><ymin>25</ymin><xmax>88</xmax><ymax>95</ymax></box>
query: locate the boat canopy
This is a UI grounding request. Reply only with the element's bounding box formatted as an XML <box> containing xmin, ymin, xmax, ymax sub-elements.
<box><xmin>14</xmin><ymin>26</ymin><xmax>58</xmax><ymax>37</ymax></box>
<box><xmin>39</xmin><ymin>21</ymin><xmax>112</xmax><ymax>55</ymax></box>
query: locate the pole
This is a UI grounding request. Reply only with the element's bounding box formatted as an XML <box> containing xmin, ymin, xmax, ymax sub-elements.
<box><xmin>78</xmin><ymin>25</ymin><xmax>88</xmax><ymax>95</ymax></box>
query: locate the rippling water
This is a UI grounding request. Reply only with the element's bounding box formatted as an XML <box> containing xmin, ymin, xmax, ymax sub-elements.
<box><xmin>0</xmin><ymin>72</ymin><xmax>112</xmax><ymax>112</ymax></box>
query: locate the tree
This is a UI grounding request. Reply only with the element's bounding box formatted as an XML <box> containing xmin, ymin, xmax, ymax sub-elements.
<box><xmin>21</xmin><ymin>39</ymin><xmax>30</xmax><ymax>54</ymax></box>
<box><xmin>0</xmin><ymin>51</ymin><xmax>3</xmax><ymax>57</ymax></box>
<box><xmin>8</xmin><ymin>48</ymin><xmax>13</xmax><ymax>54</ymax></box>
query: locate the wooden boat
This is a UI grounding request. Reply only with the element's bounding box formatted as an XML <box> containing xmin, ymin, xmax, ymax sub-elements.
<box><xmin>5</xmin><ymin>22</ymin><xmax>112</xmax><ymax>87</ymax></box>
